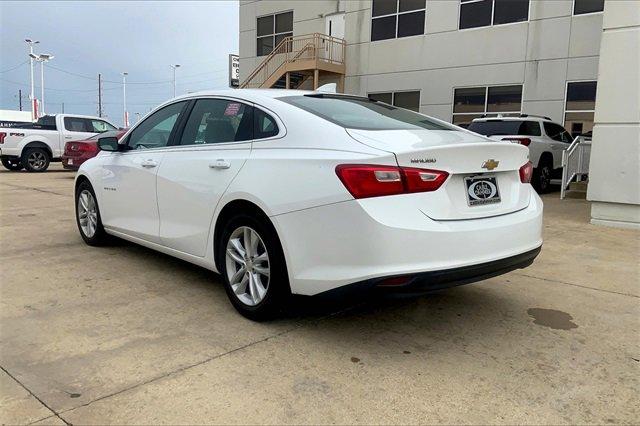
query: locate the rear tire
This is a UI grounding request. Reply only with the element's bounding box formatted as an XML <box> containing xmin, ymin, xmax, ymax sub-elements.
<box><xmin>75</xmin><ymin>180</ymin><xmax>109</xmax><ymax>246</ymax></box>
<box><xmin>218</xmin><ymin>212</ymin><xmax>290</xmax><ymax>321</ymax></box>
<box><xmin>22</xmin><ymin>147</ymin><xmax>50</xmax><ymax>172</ymax></box>
<box><xmin>1</xmin><ymin>158</ymin><xmax>22</xmax><ymax>171</ymax></box>
<box><xmin>532</xmin><ymin>159</ymin><xmax>553</xmax><ymax>193</ymax></box>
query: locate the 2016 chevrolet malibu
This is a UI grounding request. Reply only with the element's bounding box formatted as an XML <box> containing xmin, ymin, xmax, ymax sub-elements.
<box><xmin>75</xmin><ymin>89</ymin><xmax>542</xmax><ymax>320</ymax></box>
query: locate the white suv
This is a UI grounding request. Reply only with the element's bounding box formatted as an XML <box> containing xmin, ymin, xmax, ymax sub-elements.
<box><xmin>468</xmin><ymin>115</ymin><xmax>573</xmax><ymax>192</ymax></box>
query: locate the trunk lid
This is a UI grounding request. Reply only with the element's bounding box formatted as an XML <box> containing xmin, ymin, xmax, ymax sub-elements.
<box><xmin>346</xmin><ymin>129</ymin><xmax>531</xmax><ymax>220</ymax></box>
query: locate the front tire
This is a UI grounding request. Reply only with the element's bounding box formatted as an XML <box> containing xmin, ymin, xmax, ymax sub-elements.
<box><xmin>218</xmin><ymin>213</ymin><xmax>290</xmax><ymax>321</ymax></box>
<box><xmin>1</xmin><ymin>158</ymin><xmax>22</xmax><ymax>171</ymax></box>
<box><xmin>75</xmin><ymin>180</ymin><xmax>109</xmax><ymax>246</ymax></box>
<box><xmin>22</xmin><ymin>147</ymin><xmax>50</xmax><ymax>172</ymax></box>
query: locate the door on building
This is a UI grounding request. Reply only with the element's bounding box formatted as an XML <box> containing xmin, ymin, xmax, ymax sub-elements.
<box><xmin>323</xmin><ymin>13</ymin><xmax>345</xmax><ymax>62</ymax></box>
<box><xmin>325</xmin><ymin>13</ymin><xmax>345</xmax><ymax>39</ymax></box>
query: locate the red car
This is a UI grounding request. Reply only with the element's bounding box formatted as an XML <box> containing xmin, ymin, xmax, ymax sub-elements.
<box><xmin>62</xmin><ymin>129</ymin><xmax>126</xmax><ymax>170</ymax></box>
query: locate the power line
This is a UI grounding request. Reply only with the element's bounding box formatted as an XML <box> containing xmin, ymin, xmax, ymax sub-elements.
<box><xmin>0</xmin><ymin>60</ymin><xmax>29</xmax><ymax>73</ymax></box>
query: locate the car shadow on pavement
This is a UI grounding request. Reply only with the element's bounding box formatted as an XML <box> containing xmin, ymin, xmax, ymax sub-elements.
<box><xmin>106</xmin><ymin>236</ymin><xmax>514</xmax><ymax>335</ymax></box>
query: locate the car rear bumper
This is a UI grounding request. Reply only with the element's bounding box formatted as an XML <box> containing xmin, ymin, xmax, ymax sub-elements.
<box><xmin>61</xmin><ymin>155</ymin><xmax>84</xmax><ymax>170</ymax></box>
<box><xmin>273</xmin><ymin>189</ymin><xmax>543</xmax><ymax>296</ymax></box>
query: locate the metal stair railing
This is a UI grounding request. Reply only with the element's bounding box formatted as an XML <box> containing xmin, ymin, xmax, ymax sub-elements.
<box><xmin>561</xmin><ymin>135</ymin><xmax>592</xmax><ymax>199</ymax></box>
<box><xmin>240</xmin><ymin>33</ymin><xmax>346</xmax><ymax>89</ymax></box>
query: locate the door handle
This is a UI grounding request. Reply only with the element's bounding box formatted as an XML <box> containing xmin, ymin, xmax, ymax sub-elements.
<box><xmin>141</xmin><ymin>159</ymin><xmax>158</xmax><ymax>168</ymax></box>
<box><xmin>210</xmin><ymin>159</ymin><xmax>231</xmax><ymax>169</ymax></box>
<box><xmin>65</xmin><ymin>136</ymin><xmax>73</xmax><ymax>139</ymax></box>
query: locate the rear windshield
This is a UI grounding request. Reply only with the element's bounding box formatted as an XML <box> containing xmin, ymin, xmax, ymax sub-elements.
<box><xmin>468</xmin><ymin>120</ymin><xmax>541</xmax><ymax>137</ymax></box>
<box><xmin>280</xmin><ymin>95</ymin><xmax>455</xmax><ymax>131</ymax></box>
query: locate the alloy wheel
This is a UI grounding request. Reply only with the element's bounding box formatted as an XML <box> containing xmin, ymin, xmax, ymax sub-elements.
<box><xmin>77</xmin><ymin>190</ymin><xmax>98</xmax><ymax>238</ymax></box>
<box><xmin>28</xmin><ymin>151</ymin><xmax>47</xmax><ymax>171</ymax></box>
<box><xmin>225</xmin><ymin>226</ymin><xmax>270</xmax><ymax>306</ymax></box>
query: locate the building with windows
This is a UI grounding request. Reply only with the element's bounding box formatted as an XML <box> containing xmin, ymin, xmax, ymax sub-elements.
<box><xmin>239</xmin><ymin>0</ymin><xmax>638</xmax><ymax>228</ymax></box>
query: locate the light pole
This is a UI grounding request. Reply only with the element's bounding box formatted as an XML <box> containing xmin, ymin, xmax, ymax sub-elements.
<box><xmin>31</xmin><ymin>53</ymin><xmax>54</xmax><ymax>116</ymax></box>
<box><xmin>170</xmin><ymin>64</ymin><xmax>180</xmax><ymax>97</ymax></box>
<box><xmin>122</xmin><ymin>72</ymin><xmax>128</xmax><ymax>127</ymax></box>
<box><xmin>25</xmin><ymin>39</ymin><xmax>40</xmax><ymax>121</ymax></box>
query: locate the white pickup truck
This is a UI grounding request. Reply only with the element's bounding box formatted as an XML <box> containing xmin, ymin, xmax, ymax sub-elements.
<box><xmin>0</xmin><ymin>114</ymin><xmax>118</xmax><ymax>172</ymax></box>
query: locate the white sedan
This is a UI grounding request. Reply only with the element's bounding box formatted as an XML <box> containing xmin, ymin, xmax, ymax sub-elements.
<box><xmin>75</xmin><ymin>89</ymin><xmax>543</xmax><ymax>320</ymax></box>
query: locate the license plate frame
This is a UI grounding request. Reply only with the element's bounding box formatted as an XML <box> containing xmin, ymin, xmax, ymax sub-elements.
<box><xmin>464</xmin><ymin>175</ymin><xmax>501</xmax><ymax>206</ymax></box>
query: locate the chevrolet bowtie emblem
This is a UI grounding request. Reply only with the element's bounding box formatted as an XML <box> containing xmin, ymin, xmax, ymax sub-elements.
<box><xmin>482</xmin><ymin>159</ymin><xmax>499</xmax><ymax>171</ymax></box>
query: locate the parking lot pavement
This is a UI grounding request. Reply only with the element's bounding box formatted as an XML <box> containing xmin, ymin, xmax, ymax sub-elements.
<box><xmin>1</xmin><ymin>165</ymin><xmax>638</xmax><ymax>425</ymax></box>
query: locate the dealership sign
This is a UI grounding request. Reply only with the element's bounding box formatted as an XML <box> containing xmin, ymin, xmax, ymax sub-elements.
<box><xmin>229</xmin><ymin>54</ymin><xmax>239</xmax><ymax>88</ymax></box>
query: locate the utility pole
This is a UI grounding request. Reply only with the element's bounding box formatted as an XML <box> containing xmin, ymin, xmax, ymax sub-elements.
<box><xmin>36</xmin><ymin>54</ymin><xmax>53</xmax><ymax>116</ymax></box>
<box><xmin>97</xmin><ymin>73</ymin><xmax>103</xmax><ymax>117</ymax></box>
<box><xmin>18</xmin><ymin>90</ymin><xmax>22</xmax><ymax>111</ymax></box>
<box><xmin>62</xmin><ymin>102</ymin><xmax>65</xmax><ymax>113</ymax></box>
<box><xmin>122</xmin><ymin>72</ymin><xmax>129</xmax><ymax>127</ymax></box>
<box><xmin>170</xmin><ymin>64</ymin><xmax>181</xmax><ymax>98</ymax></box>
<box><xmin>25</xmin><ymin>38</ymin><xmax>40</xmax><ymax>120</ymax></box>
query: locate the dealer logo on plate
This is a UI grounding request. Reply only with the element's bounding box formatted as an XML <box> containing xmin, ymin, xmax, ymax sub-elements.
<box><xmin>468</xmin><ymin>180</ymin><xmax>497</xmax><ymax>200</ymax></box>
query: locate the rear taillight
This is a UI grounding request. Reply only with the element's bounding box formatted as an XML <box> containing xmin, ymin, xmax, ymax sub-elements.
<box><xmin>335</xmin><ymin>164</ymin><xmax>449</xmax><ymax>199</ymax></box>
<box><xmin>502</xmin><ymin>137</ymin><xmax>531</xmax><ymax>147</ymax></box>
<box><xmin>519</xmin><ymin>162</ymin><xmax>533</xmax><ymax>183</ymax></box>
<box><xmin>0</xmin><ymin>132</ymin><xmax>6</xmax><ymax>144</ymax></box>
<box><xmin>401</xmin><ymin>167</ymin><xmax>450</xmax><ymax>193</ymax></box>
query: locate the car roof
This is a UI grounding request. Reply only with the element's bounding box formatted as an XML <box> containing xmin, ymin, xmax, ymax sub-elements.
<box><xmin>471</xmin><ymin>115</ymin><xmax>552</xmax><ymax>123</ymax></box>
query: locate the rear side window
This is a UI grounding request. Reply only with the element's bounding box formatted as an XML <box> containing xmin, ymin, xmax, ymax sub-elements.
<box><xmin>467</xmin><ymin>120</ymin><xmax>541</xmax><ymax>136</ymax></box>
<box><xmin>179</xmin><ymin>99</ymin><xmax>253</xmax><ymax>145</ymax></box>
<box><xmin>36</xmin><ymin>116</ymin><xmax>57</xmax><ymax>130</ymax></box>
<box><xmin>254</xmin><ymin>108</ymin><xmax>279</xmax><ymax>139</ymax></box>
<box><xmin>64</xmin><ymin>117</ymin><xmax>88</xmax><ymax>132</ymax></box>
<box><xmin>281</xmin><ymin>95</ymin><xmax>454</xmax><ymax>131</ymax></box>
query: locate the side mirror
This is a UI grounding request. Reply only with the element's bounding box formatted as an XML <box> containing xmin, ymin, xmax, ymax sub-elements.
<box><xmin>98</xmin><ymin>136</ymin><xmax>119</xmax><ymax>152</ymax></box>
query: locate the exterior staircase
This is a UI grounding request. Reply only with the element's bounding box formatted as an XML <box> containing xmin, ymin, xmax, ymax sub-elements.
<box><xmin>241</xmin><ymin>33</ymin><xmax>346</xmax><ymax>91</ymax></box>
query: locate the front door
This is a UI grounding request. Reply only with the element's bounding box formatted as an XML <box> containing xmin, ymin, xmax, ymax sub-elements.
<box><xmin>156</xmin><ymin>98</ymin><xmax>254</xmax><ymax>256</ymax></box>
<box><xmin>99</xmin><ymin>101</ymin><xmax>188</xmax><ymax>243</ymax></box>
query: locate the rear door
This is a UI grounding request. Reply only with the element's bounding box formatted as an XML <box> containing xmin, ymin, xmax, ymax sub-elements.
<box><xmin>61</xmin><ymin>117</ymin><xmax>96</xmax><ymax>155</ymax></box>
<box><xmin>156</xmin><ymin>98</ymin><xmax>258</xmax><ymax>256</ymax></box>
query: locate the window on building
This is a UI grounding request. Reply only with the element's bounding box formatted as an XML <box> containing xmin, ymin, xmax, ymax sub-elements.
<box><xmin>371</xmin><ymin>0</ymin><xmax>426</xmax><ymax>42</ymax></box>
<box><xmin>369</xmin><ymin>90</ymin><xmax>421</xmax><ymax>111</ymax></box>
<box><xmin>257</xmin><ymin>11</ymin><xmax>293</xmax><ymax>56</ymax></box>
<box><xmin>452</xmin><ymin>85</ymin><xmax>522</xmax><ymax>127</ymax></box>
<box><xmin>459</xmin><ymin>0</ymin><xmax>529</xmax><ymax>30</ymax></box>
<box><xmin>573</xmin><ymin>0</ymin><xmax>604</xmax><ymax>15</ymax></box>
<box><xmin>565</xmin><ymin>81</ymin><xmax>597</xmax><ymax>137</ymax></box>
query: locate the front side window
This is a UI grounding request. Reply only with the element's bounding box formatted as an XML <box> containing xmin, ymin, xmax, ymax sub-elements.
<box><xmin>452</xmin><ymin>85</ymin><xmax>523</xmax><ymax>127</ymax></box>
<box><xmin>127</xmin><ymin>101</ymin><xmax>186</xmax><ymax>150</ymax></box>
<box><xmin>459</xmin><ymin>0</ymin><xmax>529</xmax><ymax>30</ymax></box>
<box><xmin>90</xmin><ymin>119</ymin><xmax>116</xmax><ymax>133</ymax></box>
<box><xmin>257</xmin><ymin>11</ymin><xmax>293</xmax><ymax>56</ymax></box>
<box><xmin>544</xmin><ymin>122</ymin><xmax>572</xmax><ymax>143</ymax></box>
<box><xmin>371</xmin><ymin>0</ymin><xmax>426</xmax><ymax>42</ymax></box>
<box><xmin>281</xmin><ymin>95</ymin><xmax>454</xmax><ymax>131</ymax></box>
<box><xmin>368</xmin><ymin>90</ymin><xmax>421</xmax><ymax>112</ymax></box>
<box><xmin>565</xmin><ymin>81</ymin><xmax>597</xmax><ymax>137</ymax></box>
<box><xmin>573</xmin><ymin>0</ymin><xmax>604</xmax><ymax>15</ymax></box>
<box><xmin>180</xmin><ymin>99</ymin><xmax>253</xmax><ymax>145</ymax></box>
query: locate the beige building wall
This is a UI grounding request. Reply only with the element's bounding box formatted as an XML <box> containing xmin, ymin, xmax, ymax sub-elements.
<box><xmin>240</xmin><ymin>0</ymin><xmax>603</xmax><ymax>125</ymax></box>
<box><xmin>587</xmin><ymin>1</ymin><xmax>640</xmax><ymax>229</ymax></box>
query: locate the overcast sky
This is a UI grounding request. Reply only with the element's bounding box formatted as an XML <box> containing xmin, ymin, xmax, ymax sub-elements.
<box><xmin>0</xmin><ymin>1</ymin><xmax>239</xmax><ymax>126</ymax></box>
